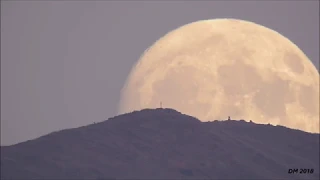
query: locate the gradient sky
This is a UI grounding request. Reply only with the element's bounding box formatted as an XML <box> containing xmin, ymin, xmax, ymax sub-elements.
<box><xmin>1</xmin><ymin>1</ymin><xmax>319</xmax><ymax>145</ymax></box>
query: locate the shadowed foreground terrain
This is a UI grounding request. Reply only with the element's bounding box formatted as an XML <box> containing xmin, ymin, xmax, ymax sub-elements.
<box><xmin>1</xmin><ymin>108</ymin><xmax>319</xmax><ymax>179</ymax></box>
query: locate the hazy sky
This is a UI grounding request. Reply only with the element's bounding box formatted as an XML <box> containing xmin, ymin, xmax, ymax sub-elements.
<box><xmin>1</xmin><ymin>1</ymin><xmax>319</xmax><ymax>145</ymax></box>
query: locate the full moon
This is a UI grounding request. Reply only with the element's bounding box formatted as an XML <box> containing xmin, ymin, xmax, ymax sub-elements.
<box><xmin>118</xmin><ymin>19</ymin><xmax>319</xmax><ymax>133</ymax></box>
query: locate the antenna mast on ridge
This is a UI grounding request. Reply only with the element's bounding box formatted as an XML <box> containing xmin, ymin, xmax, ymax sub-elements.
<box><xmin>160</xmin><ymin>101</ymin><xmax>162</xmax><ymax>108</ymax></box>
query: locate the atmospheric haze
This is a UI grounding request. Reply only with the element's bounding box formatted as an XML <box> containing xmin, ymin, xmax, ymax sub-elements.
<box><xmin>119</xmin><ymin>19</ymin><xmax>320</xmax><ymax>133</ymax></box>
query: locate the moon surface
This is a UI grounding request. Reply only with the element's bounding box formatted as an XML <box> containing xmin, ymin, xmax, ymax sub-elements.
<box><xmin>118</xmin><ymin>19</ymin><xmax>319</xmax><ymax>133</ymax></box>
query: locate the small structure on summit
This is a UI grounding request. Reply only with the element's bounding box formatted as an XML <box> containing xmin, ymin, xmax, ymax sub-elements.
<box><xmin>228</xmin><ymin>116</ymin><xmax>231</xmax><ymax>120</ymax></box>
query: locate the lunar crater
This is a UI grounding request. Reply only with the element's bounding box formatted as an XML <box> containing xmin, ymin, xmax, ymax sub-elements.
<box><xmin>217</xmin><ymin>61</ymin><xmax>263</xmax><ymax>96</ymax></box>
<box><xmin>284</xmin><ymin>51</ymin><xmax>305</xmax><ymax>74</ymax></box>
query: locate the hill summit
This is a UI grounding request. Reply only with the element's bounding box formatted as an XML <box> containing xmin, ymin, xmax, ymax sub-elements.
<box><xmin>1</xmin><ymin>108</ymin><xmax>319</xmax><ymax>179</ymax></box>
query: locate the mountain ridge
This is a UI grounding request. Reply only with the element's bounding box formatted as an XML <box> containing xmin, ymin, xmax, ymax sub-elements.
<box><xmin>1</xmin><ymin>108</ymin><xmax>319</xmax><ymax>179</ymax></box>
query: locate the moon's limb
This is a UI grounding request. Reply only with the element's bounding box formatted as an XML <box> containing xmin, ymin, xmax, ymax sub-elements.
<box><xmin>119</xmin><ymin>19</ymin><xmax>320</xmax><ymax>133</ymax></box>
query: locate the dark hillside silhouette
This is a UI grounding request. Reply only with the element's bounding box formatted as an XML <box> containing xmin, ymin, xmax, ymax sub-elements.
<box><xmin>1</xmin><ymin>108</ymin><xmax>319</xmax><ymax>179</ymax></box>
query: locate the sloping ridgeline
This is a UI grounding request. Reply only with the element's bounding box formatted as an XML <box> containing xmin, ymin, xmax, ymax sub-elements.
<box><xmin>1</xmin><ymin>108</ymin><xmax>319</xmax><ymax>179</ymax></box>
